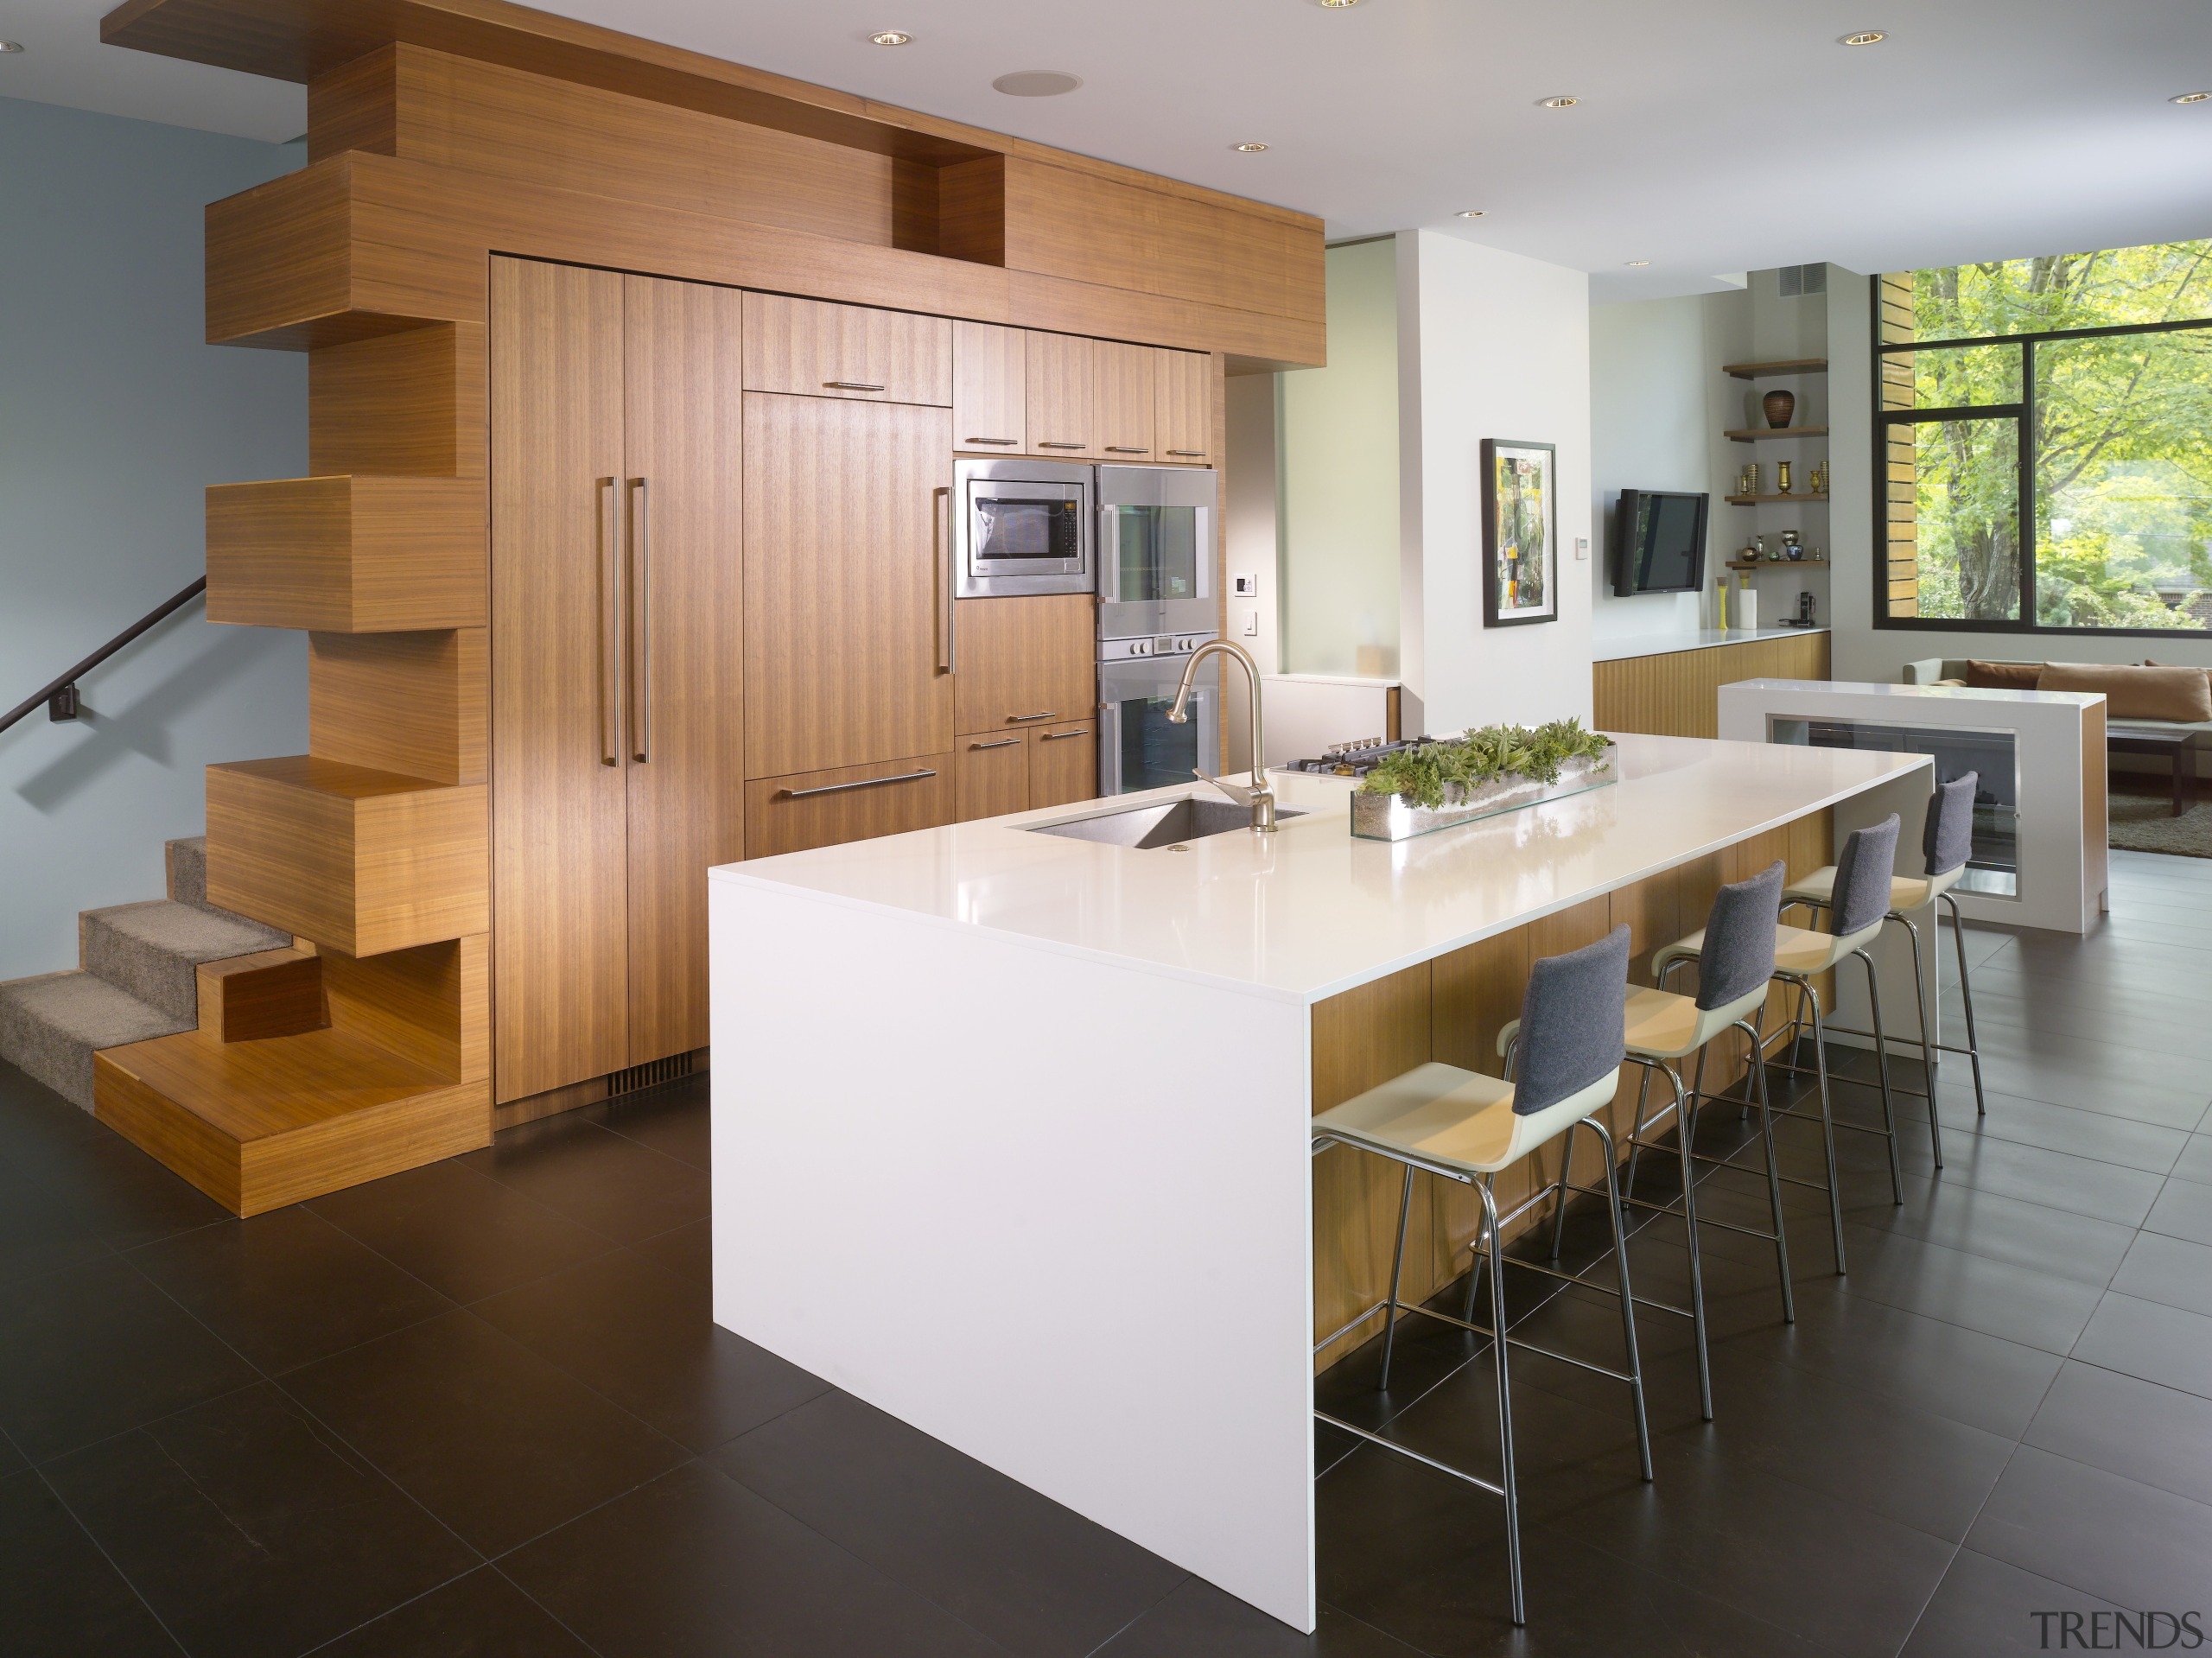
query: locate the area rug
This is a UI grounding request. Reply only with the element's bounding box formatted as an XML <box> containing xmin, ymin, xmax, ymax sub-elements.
<box><xmin>2109</xmin><ymin>789</ymin><xmax>2212</xmax><ymax>858</ymax></box>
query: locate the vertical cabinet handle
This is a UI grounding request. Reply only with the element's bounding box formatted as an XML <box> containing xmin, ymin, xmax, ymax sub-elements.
<box><xmin>935</xmin><ymin>485</ymin><xmax>954</xmax><ymax>673</ymax></box>
<box><xmin>629</xmin><ymin>477</ymin><xmax>652</xmax><ymax>763</ymax></box>
<box><xmin>599</xmin><ymin>476</ymin><xmax>622</xmax><ymax>767</ymax></box>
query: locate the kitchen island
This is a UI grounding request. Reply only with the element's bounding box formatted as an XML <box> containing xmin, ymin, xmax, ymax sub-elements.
<box><xmin>708</xmin><ymin>734</ymin><xmax>1931</xmax><ymax>1630</ymax></box>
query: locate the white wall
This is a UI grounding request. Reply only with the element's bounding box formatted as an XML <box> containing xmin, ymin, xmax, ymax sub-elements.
<box><xmin>1279</xmin><ymin>238</ymin><xmax>1400</xmax><ymax>677</ymax></box>
<box><xmin>1224</xmin><ymin>372</ymin><xmax>1281</xmax><ymax>676</ymax></box>
<box><xmin>1396</xmin><ymin>232</ymin><xmax>1593</xmax><ymax>734</ymax></box>
<box><xmin>0</xmin><ymin>97</ymin><xmax>307</xmax><ymax>981</ymax></box>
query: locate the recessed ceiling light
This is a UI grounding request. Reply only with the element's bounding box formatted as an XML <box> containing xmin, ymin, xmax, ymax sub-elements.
<box><xmin>1459</xmin><ymin>209</ymin><xmax>1488</xmax><ymax>218</ymax></box>
<box><xmin>1537</xmin><ymin>95</ymin><xmax>1580</xmax><ymax>109</ymax></box>
<box><xmin>1840</xmin><ymin>30</ymin><xmax>1886</xmax><ymax>45</ymax></box>
<box><xmin>992</xmin><ymin>70</ymin><xmax>1084</xmax><ymax>97</ymax></box>
<box><xmin>1624</xmin><ymin>260</ymin><xmax>1651</xmax><ymax>267</ymax></box>
<box><xmin>868</xmin><ymin>30</ymin><xmax>911</xmax><ymax>46</ymax></box>
<box><xmin>1232</xmin><ymin>142</ymin><xmax>1270</xmax><ymax>153</ymax></box>
<box><xmin>2171</xmin><ymin>91</ymin><xmax>2212</xmax><ymax>104</ymax></box>
<box><xmin>0</xmin><ymin>40</ymin><xmax>22</xmax><ymax>52</ymax></box>
<box><xmin>1318</xmin><ymin>0</ymin><xmax>1363</xmax><ymax>7</ymax></box>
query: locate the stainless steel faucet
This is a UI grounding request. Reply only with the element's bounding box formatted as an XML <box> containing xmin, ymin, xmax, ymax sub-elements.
<box><xmin>1167</xmin><ymin>638</ymin><xmax>1275</xmax><ymax>832</ymax></box>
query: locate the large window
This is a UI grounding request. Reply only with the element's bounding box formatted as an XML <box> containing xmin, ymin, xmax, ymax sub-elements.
<box><xmin>1877</xmin><ymin>244</ymin><xmax>2212</xmax><ymax>633</ymax></box>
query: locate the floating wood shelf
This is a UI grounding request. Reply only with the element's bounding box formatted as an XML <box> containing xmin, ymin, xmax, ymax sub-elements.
<box><xmin>1726</xmin><ymin>426</ymin><xmax>1828</xmax><ymax>443</ymax></box>
<box><xmin>1726</xmin><ymin>558</ymin><xmax>1830</xmax><ymax>571</ymax></box>
<box><xmin>1723</xmin><ymin>359</ymin><xmax>1829</xmax><ymax>379</ymax></box>
<box><xmin>1726</xmin><ymin>492</ymin><xmax>1830</xmax><ymax>505</ymax></box>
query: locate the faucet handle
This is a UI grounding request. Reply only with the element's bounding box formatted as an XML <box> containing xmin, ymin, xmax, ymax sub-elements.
<box><xmin>1193</xmin><ymin>769</ymin><xmax>1256</xmax><ymax>808</ymax></box>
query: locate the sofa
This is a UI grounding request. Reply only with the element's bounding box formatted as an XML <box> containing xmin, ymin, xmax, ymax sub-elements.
<box><xmin>1901</xmin><ymin>658</ymin><xmax>2212</xmax><ymax>746</ymax></box>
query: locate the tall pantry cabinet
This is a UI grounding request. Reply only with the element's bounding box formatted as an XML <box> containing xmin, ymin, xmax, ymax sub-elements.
<box><xmin>490</xmin><ymin>258</ymin><xmax>743</xmax><ymax>1105</ymax></box>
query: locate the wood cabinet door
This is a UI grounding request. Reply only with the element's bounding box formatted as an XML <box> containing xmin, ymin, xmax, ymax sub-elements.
<box><xmin>953</xmin><ymin>321</ymin><xmax>1026</xmax><ymax>455</ymax></box>
<box><xmin>490</xmin><ymin>257</ymin><xmax>630</xmax><ymax>1103</ymax></box>
<box><xmin>1028</xmin><ymin>719</ymin><xmax>1099</xmax><ymax>810</ymax></box>
<box><xmin>1024</xmin><ymin>332</ymin><xmax>1095</xmax><ymax>456</ymax></box>
<box><xmin>745</xmin><ymin>394</ymin><xmax>955</xmax><ymax>778</ymax></box>
<box><xmin>742</xmin><ymin>292</ymin><xmax>951</xmax><ymax>407</ymax></box>
<box><xmin>952</xmin><ymin>594</ymin><xmax>1096</xmax><ymax>736</ymax></box>
<box><xmin>1095</xmin><ymin>340</ymin><xmax>1158</xmax><ymax>459</ymax></box>
<box><xmin>621</xmin><ymin>274</ymin><xmax>743</xmax><ymax>1068</ymax></box>
<box><xmin>1155</xmin><ymin>350</ymin><xmax>1211</xmax><ymax>461</ymax></box>
<box><xmin>745</xmin><ymin>754</ymin><xmax>956</xmax><ymax>857</ymax></box>
<box><xmin>956</xmin><ymin>735</ymin><xmax>1029</xmax><ymax>822</ymax></box>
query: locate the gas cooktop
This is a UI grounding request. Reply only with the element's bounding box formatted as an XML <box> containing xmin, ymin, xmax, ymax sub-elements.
<box><xmin>1283</xmin><ymin>736</ymin><xmax>1434</xmax><ymax>778</ymax></box>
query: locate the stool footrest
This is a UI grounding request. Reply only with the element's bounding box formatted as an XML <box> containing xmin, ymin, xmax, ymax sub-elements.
<box><xmin>1393</xmin><ymin>1295</ymin><xmax>1643</xmax><ymax>1388</ymax></box>
<box><xmin>1314</xmin><ymin>1411</ymin><xmax>1505</xmax><ymax>1497</ymax></box>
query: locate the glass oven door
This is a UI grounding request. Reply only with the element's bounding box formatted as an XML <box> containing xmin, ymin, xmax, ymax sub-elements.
<box><xmin>1098</xmin><ymin>653</ymin><xmax>1219</xmax><ymax>796</ymax></box>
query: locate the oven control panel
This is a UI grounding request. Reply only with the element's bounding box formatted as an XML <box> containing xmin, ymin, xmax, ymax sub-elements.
<box><xmin>1099</xmin><ymin>632</ymin><xmax>1217</xmax><ymax>662</ymax></box>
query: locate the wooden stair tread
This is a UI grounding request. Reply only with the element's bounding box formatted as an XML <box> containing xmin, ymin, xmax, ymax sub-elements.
<box><xmin>99</xmin><ymin>1024</ymin><xmax>448</xmax><ymax>1142</ymax></box>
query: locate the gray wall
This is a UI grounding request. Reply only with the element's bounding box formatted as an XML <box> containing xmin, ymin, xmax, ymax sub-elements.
<box><xmin>0</xmin><ymin>96</ymin><xmax>307</xmax><ymax>981</ymax></box>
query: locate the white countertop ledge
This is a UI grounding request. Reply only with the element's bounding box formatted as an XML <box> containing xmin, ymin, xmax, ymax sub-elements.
<box><xmin>709</xmin><ymin>733</ymin><xmax>1929</xmax><ymax>1006</ymax></box>
<box><xmin>1592</xmin><ymin>626</ymin><xmax>1829</xmax><ymax>662</ymax></box>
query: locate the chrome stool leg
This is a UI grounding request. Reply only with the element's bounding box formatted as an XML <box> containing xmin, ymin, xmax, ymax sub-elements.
<box><xmin>1942</xmin><ymin>892</ymin><xmax>1988</xmax><ymax>1117</ymax></box>
<box><xmin>1857</xmin><ymin>947</ymin><xmax>1905</xmax><ymax>1203</ymax></box>
<box><xmin>1897</xmin><ymin>914</ymin><xmax>1945</xmax><ymax>1168</ymax></box>
<box><xmin>1586</xmin><ymin>1120</ymin><xmax>1654</xmax><ymax>1480</ymax></box>
<box><xmin>1742</xmin><ymin>1016</ymin><xmax>1796</xmax><ymax>1324</ymax></box>
<box><xmin>1664</xmin><ymin>1061</ymin><xmax>1716</xmax><ymax>1420</ymax></box>
<box><xmin>1377</xmin><ymin>1164</ymin><xmax>1416</xmax><ymax>1390</ymax></box>
<box><xmin>1800</xmin><ymin>977</ymin><xmax>1852</xmax><ymax>1269</ymax></box>
<box><xmin>1478</xmin><ymin>1177</ymin><xmax>1524</xmax><ymax>1627</ymax></box>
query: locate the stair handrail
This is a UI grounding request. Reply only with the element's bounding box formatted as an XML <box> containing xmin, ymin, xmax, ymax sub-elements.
<box><xmin>0</xmin><ymin>575</ymin><xmax>208</xmax><ymax>735</ymax></box>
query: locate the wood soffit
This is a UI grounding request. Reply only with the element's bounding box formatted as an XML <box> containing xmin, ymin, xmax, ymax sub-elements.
<box><xmin>101</xmin><ymin>0</ymin><xmax>1322</xmax><ymax>232</ymax></box>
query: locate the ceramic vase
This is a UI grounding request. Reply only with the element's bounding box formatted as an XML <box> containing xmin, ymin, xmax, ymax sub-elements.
<box><xmin>1763</xmin><ymin>389</ymin><xmax>1796</xmax><ymax>429</ymax></box>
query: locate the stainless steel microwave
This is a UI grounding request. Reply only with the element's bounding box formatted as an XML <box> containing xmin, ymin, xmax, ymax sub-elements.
<box><xmin>954</xmin><ymin>457</ymin><xmax>1094</xmax><ymax>598</ymax></box>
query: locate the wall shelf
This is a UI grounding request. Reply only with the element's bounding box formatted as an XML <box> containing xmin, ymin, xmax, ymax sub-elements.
<box><xmin>1722</xmin><ymin>358</ymin><xmax>1829</xmax><ymax>380</ymax></box>
<box><xmin>1725</xmin><ymin>492</ymin><xmax>1829</xmax><ymax>506</ymax></box>
<box><xmin>1726</xmin><ymin>426</ymin><xmax>1828</xmax><ymax>443</ymax></box>
<box><xmin>1726</xmin><ymin>558</ymin><xmax>1829</xmax><ymax>571</ymax></box>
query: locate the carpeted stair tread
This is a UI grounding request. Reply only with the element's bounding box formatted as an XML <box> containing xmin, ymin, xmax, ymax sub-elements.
<box><xmin>0</xmin><ymin>970</ymin><xmax>191</xmax><ymax>1109</ymax></box>
<box><xmin>81</xmin><ymin>900</ymin><xmax>294</xmax><ymax>1022</ymax></box>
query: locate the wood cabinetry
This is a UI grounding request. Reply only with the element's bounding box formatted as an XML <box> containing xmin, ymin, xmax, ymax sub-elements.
<box><xmin>1154</xmin><ymin>350</ymin><xmax>1211</xmax><ymax>461</ymax></box>
<box><xmin>953</xmin><ymin>594</ymin><xmax>1095</xmax><ymax>736</ymax></box>
<box><xmin>747</xmin><ymin>755</ymin><xmax>956</xmax><ymax>857</ymax></box>
<box><xmin>490</xmin><ymin>257</ymin><xmax>742</xmax><ymax>1106</ymax></box>
<box><xmin>744</xmin><ymin>394</ymin><xmax>955</xmax><ymax>778</ymax></box>
<box><xmin>1027</xmin><ymin>719</ymin><xmax>1098</xmax><ymax>810</ymax></box>
<box><xmin>956</xmin><ymin>735</ymin><xmax>1030</xmax><ymax>823</ymax></box>
<box><xmin>1024</xmin><ymin>332</ymin><xmax>1095</xmax><ymax>456</ymax></box>
<box><xmin>952</xmin><ymin>321</ymin><xmax>1026</xmax><ymax>454</ymax></box>
<box><xmin>1094</xmin><ymin>341</ymin><xmax>1157</xmax><ymax>459</ymax></box>
<box><xmin>741</xmin><ymin>292</ymin><xmax>951</xmax><ymax>407</ymax></box>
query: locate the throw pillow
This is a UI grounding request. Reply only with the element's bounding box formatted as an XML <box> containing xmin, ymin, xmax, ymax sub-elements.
<box><xmin>1963</xmin><ymin>659</ymin><xmax>2042</xmax><ymax>690</ymax></box>
<box><xmin>2037</xmin><ymin>662</ymin><xmax>2212</xmax><ymax>722</ymax></box>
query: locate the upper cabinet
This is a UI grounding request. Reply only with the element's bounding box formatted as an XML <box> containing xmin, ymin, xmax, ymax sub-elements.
<box><xmin>1155</xmin><ymin>350</ymin><xmax>1211</xmax><ymax>462</ymax></box>
<box><xmin>743</xmin><ymin>293</ymin><xmax>951</xmax><ymax>407</ymax></box>
<box><xmin>1025</xmin><ymin>333</ymin><xmax>1095</xmax><ymax>456</ymax></box>
<box><xmin>1094</xmin><ymin>341</ymin><xmax>1158</xmax><ymax>460</ymax></box>
<box><xmin>953</xmin><ymin>321</ymin><xmax>1027</xmax><ymax>454</ymax></box>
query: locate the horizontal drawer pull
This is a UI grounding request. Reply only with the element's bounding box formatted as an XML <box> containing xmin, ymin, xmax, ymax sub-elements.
<box><xmin>969</xmin><ymin>738</ymin><xmax>1023</xmax><ymax>751</ymax></box>
<box><xmin>1104</xmin><ymin>446</ymin><xmax>1150</xmax><ymax>454</ymax></box>
<box><xmin>963</xmin><ymin>436</ymin><xmax>1018</xmax><ymax>445</ymax></box>
<box><xmin>777</xmin><ymin>768</ymin><xmax>937</xmax><ymax>800</ymax></box>
<box><xmin>1036</xmin><ymin>441</ymin><xmax>1086</xmax><ymax>450</ymax></box>
<box><xmin>1166</xmin><ymin>449</ymin><xmax>1207</xmax><ymax>458</ymax></box>
<box><xmin>1007</xmin><ymin>711</ymin><xmax>1056</xmax><ymax>722</ymax></box>
<box><xmin>823</xmin><ymin>380</ymin><xmax>887</xmax><ymax>391</ymax></box>
<box><xmin>1039</xmin><ymin>728</ymin><xmax>1091</xmax><ymax>740</ymax></box>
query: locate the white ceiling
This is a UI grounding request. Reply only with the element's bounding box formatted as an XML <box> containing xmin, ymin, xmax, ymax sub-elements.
<box><xmin>10</xmin><ymin>0</ymin><xmax>2212</xmax><ymax>301</ymax></box>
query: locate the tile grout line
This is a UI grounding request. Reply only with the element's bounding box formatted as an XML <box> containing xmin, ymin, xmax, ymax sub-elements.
<box><xmin>27</xmin><ymin>1461</ymin><xmax>195</xmax><ymax>1658</ymax></box>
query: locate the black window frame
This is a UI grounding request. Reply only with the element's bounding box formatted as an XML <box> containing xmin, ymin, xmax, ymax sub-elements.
<box><xmin>1871</xmin><ymin>295</ymin><xmax>2212</xmax><ymax>638</ymax></box>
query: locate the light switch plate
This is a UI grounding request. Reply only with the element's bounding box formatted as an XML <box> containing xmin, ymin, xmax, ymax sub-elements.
<box><xmin>1242</xmin><ymin>610</ymin><xmax>1259</xmax><ymax>637</ymax></box>
<box><xmin>1574</xmin><ymin>537</ymin><xmax>1590</xmax><ymax>562</ymax></box>
<box><xmin>1232</xmin><ymin>573</ymin><xmax>1259</xmax><ymax>597</ymax></box>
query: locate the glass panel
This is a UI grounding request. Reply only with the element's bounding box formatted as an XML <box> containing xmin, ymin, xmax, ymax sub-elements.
<box><xmin>1902</xmin><ymin>242</ymin><xmax>2212</xmax><ymax>340</ymax></box>
<box><xmin>1896</xmin><ymin>416</ymin><xmax>2021</xmax><ymax>622</ymax></box>
<box><xmin>2033</xmin><ymin>331</ymin><xmax>2212</xmax><ymax>630</ymax></box>
<box><xmin>1113</xmin><ymin>506</ymin><xmax>1202</xmax><ymax>604</ymax></box>
<box><xmin>1902</xmin><ymin>343</ymin><xmax>2022</xmax><ymax>410</ymax></box>
<box><xmin>976</xmin><ymin>498</ymin><xmax>1078</xmax><ymax>562</ymax></box>
<box><xmin>1769</xmin><ymin>719</ymin><xmax>2018</xmax><ymax>898</ymax></box>
<box><xmin>1116</xmin><ymin>693</ymin><xmax>1200</xmax><ymax>792</ymax></box>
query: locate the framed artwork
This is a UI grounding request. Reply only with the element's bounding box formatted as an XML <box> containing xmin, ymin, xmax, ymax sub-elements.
<box><xmin>1481</xmin><ymin>439</ymin><xmax>1558</xmax><ymax>627</ymax></box>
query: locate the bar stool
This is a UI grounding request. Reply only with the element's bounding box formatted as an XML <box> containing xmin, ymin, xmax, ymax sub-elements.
<box><xmin>1543</xmin><ymin>861</ymin><xmax>1793</xmax><ymax>1424</ymax></box>
<box><xmin>1780</xmin><ymin>773</ymin><xmax>1989</xmax><ymax>1167</ymax></box>
<box><xmin>1652</xmin><ymin>816</ymin><xmax>1908</xmax><ymax>1276</ymax></box>
<box><xmin>1310</xmin><ymin>926</ymin><xmax>1649</xmax><ymax>1627</ymax></box>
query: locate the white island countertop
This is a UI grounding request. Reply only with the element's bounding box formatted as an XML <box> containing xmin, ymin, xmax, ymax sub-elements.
<box><xmin>1592</xmin><ymin>625</ymin><xmax>1828</xmax><ymax>662</ymax></box>
<box><xmin>710</xmin><ymin>732</ymin><xmax>1925</xmax><ymax>1005</ymax></box>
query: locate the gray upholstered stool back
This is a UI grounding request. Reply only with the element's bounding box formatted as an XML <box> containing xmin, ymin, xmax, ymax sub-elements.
<box><xmin>1514</xmin><ymin>924</ymin><xmax>1630</xmax><ymax>1115</ymax></box>
<box><xmin>1696</xmin><ymin>861</ymin><xmax>1785</xmax><ymax>1010</ymax></box>
<box><xmin>1923</xmin><ymin>772</ymin><xmax>1978</xmax><ymax>878</ymax></box>
<box><xmin>1830</xmin><ymin>815</ymin><xmax>1902</xmax><ymax>937</ymax></box>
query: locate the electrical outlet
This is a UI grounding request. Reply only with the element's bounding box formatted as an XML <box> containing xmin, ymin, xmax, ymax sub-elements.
<box><xmin>1574</xmin><ymin>537</ymin><xmax>1590</xmax><ymax>562</ymax></box>
<box><xmin>1232</xmin><ymin>573</ymin><xmax>1260</xmax><ymax>598</ymax></box>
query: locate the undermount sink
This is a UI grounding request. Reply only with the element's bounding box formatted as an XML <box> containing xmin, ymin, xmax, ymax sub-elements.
<box><xmin>1029</xmin><ymin>796</ymin><xmax>1307</xmax><ymax>850</ymax></box>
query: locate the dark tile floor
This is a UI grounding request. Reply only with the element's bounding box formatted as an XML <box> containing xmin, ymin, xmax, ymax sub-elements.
<box><xmin>3</xmin><ymin>848</ymin><xmax>2211</xmax><ymax>1655</ymax></box>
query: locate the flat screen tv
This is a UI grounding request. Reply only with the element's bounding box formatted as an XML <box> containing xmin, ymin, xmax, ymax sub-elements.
<box><xmin>1611</xmin><ymin>488</ymin><xmax>1709</xmax><ymax>596</ymax></box>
